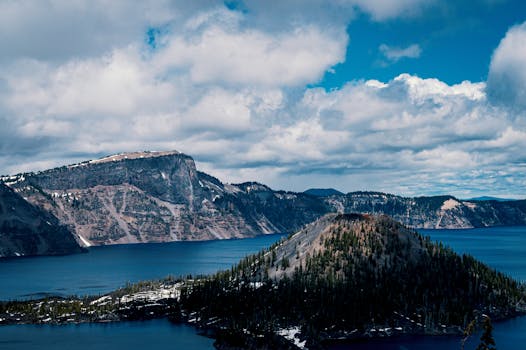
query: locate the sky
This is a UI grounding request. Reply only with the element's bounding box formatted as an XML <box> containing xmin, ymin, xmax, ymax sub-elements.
<box><xmin>0</xmin><ymin>0</ymin><xmax>525</xmax><ymax>199</ymax></box>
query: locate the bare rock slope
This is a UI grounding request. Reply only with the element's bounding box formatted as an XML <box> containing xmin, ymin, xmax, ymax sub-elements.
<box><xmin>0</xmin><ymin>183</ymin><xmax>82</xmax><ymax>258</ymax></box>
<box><xmin>2</xmin><ymin>151</ymin><xmax>525</xmax><ymax>249</ymax></box>
<box><xmin>330</xmin><ymin>192</ymin><xmax>526</xmax><ymax>229</ymax></box>
<box><xmin>4</xmin><ymin>151</ymin><xmax>328</xmax><ymax>246</ymax></box>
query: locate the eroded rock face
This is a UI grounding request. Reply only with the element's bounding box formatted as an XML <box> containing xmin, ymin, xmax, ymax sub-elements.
<box><xmin>6</xmin><ymin>151</ymin><xmax>329</xmax><ymax>246</ymax></box>
<box><xmin>327</xmin><ymin>192</ymin><xmax>526</xmax><ymax>229</ymax></box>
<box><xmin>3</xmin><ymin>151</ymin><xmax>526</xmax><ymax>248</ymax></box>
<box><xmin>0</xmin><ymin>183</ymin><xmax>82</xmax><ymax>258</ymax></box>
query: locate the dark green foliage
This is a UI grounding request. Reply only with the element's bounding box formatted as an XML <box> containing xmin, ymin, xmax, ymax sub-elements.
<box><xmin>476</xmin><ymin>317</ymin><xmax>496</xmax><ymax>350</ymax></box>
<box><xmin>178</xmin><ymin>215</ymin><xmax>525</xmax><ymax>345</ymax></box>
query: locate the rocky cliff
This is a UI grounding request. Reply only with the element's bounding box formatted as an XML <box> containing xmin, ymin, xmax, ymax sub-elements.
<box><xmin>326</xmin><ymin>191</ymin><xmax>526</xmax><ymax>229</ymax></box>
<box><xmin>0</xmin><ymin>183</ymin><xmax>83</xmax><ymax>258</ymax></box>
<box><xmin>4</xmin><ymin>151</ymin><xmax>328</xmax><ymax>246</ymax></box>
<box><xmin>2</xmin><ymin>151</ymin><xmax>525</xmax><ymax>248</ymax></box>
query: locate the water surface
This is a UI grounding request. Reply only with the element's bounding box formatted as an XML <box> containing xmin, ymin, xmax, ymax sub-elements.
<box><xmin>0</xmin><ymin>234</ymin><xmax>286</xmax><ymax>300</ymax></box>
<box><xmin>421</xmin><ymin>226</ymin><xmax>526</xmax><ymax>282</ymax></box>
<box><xmin>0</xmin><ymin>319</ymin><xmax>213</xmax><ymax>350</ymax></box>
<box><xmin>1</xmin><ymin>226</ymin><xmax>525</xmax><ymax>350</ymax></box>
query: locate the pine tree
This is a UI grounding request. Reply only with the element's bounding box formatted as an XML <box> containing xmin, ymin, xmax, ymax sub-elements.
<box><xmin>476</xmin><ymin>316</ymin><xmax>496</xmax><ymax>350</ymax></box>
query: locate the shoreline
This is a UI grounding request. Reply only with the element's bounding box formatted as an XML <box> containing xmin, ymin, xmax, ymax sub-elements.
<box><xmin>2</xmin><ymin>293</ymin><xmax>525</xmax><ymax>350</ymax></box>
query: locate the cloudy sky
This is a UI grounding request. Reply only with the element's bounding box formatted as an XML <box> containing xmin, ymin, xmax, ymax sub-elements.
<box><xmin>1</xmin><ymin>0</ymin><xmax>525</xmax><ymax>199</ymax></box>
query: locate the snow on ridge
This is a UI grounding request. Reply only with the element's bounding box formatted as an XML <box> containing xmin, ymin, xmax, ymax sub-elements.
<box><xmin>277</xmin><ymin>327</ymin><xmax>306</xmax><ymax>349</ymax></box>
<box><xmin>78</xmin><ymin>235</ymin><xmax>92</xmax><ymax>247</ymax></box>
<box><xmin>1</xmin><ymin>175</ymin><xmax>25</xmax><ymax>185</ymax></box>
<box><xmin>89</xmin><ymin>150</ymin><xmax>180</xmax><ymax>165</ymax></box>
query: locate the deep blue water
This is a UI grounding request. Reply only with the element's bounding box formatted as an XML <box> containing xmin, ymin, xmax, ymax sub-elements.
<box><xmin>0</xmin><ymin>319</ymin><xmax>214</xmax><ymax>350</ymax></box>
<box><xmin>421</xmin><ymin>226</ymin><xmax>526</xmax><ymax>283</ymax></box>
<box><xmin>0</xmin><ymin>234</ymin><xmax>286</xmax><ymax>300</ymax></box>
<box><xmin>329</xmin><ymin>315</ymin><xmax>526</xmax><ymax>350</ymax></box>
<box><xmin>0</xmin><ymin>226</ymin><xmax>525</xmax><ymax>349</ymax></box>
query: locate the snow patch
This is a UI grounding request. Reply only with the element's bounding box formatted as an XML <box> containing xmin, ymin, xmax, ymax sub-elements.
<box><xmin>277</xmin><ymin>327</ymin><xmax>306</xmax><ymax>349</ymax></box>
<box><xmin>90</xmin><ymin>296</ymin><xmax>112</xmax><ymax>306</ymax></box>
<box><xmin>1</xmin><ymin>175</ymin><xmax>25</xmax><ymax>185</ymax></box>
<box><xmin>120</xmin><ymin>283</ymin><xmax>183</xmax><ymax>303</ymax></box>
<box><xmin>78</xmin><ymin>235</ymin><xmax>92</xmax><ymax>247</ymax></box>
<box><xmin>249</xmin><ymin>282</ymin><xmax>263</xmax><ymax>289</ymax></box>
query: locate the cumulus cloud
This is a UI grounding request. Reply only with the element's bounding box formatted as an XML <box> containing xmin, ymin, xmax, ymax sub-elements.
<box><xmin>155</xmin><ymin>19</ymin><xmax>347</xmax><ymax>87</ymax></box>
<box><xmin>379</xmin><ymin>43</ymin><xmax>422</xmax><ymax>63</ymax></box>
<box><xmin>487</xmin><ymin>21</ymin><xmax>526</xmax><ymax>110</ymax></box>
<box><xmin>0</xmin><ymin>0</ymin><xmax>176</xmax><ymax>62</ymax></box>
<box><xmin>184</xmin><ymin>73</ymin><xmax>524</xmax><ymax>198</ymax></box>
<box><xmin>0</xmin><ymin>1</ymin><xmax>524</xmax><ymax>199</ymax></box>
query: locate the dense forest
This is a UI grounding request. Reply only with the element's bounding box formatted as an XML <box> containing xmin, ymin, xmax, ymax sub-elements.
<box><xmin>1</xmin><ymin>213</ymin><xmax>524</xmax><ymax>349</ymax></box>
<box><xmin>179</xmin><ymin>214</ymin><xmax>526</xmax><ymax>348</ymax></box>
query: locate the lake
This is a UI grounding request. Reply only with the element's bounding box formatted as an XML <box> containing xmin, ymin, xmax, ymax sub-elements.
<box><xmin>421</xmin><ymin>226</ymin><xmax>526</xmax><ymax>282</ymax></box>
<box><xmin>0</xmin><ymin>226</ymin><xmax>525</xmax><ymax>349</ymax></box>
<box><xmin>0</xmin><ymin>233</ymin><xmax>287</xmax><ymax>300</ymax></box>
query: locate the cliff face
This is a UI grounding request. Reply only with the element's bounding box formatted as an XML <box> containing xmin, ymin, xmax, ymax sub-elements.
<box><xmin>5</xmin><ymin>151</ymin><xmax>329</xmax><ymax>246</ymax></box>
<box><xmin>2</xmin><ymin>151</ymin><xmax>526</xmax><ymax>248</ymax></box>
<box><xmin>0</xmin><ymin>183</ymin><xmax>82</xmax><ymax>258</ymax></box>
<box><xmin>326</xmin><ymin>192</ymin><xmax>526</xmax><ymax>229</ymax></box>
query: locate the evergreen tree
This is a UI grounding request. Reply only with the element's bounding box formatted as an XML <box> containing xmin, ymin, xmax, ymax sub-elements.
<box><xmin>476</xmin><ymin>316</ymin><xmax>496</xmax><ymax>350</ymax></box>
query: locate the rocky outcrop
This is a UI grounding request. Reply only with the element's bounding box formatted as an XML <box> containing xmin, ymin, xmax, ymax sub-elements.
<box><xmin>0</xmin><ymin>183</ymin><xmax>83</xmax><ymax>258</ymax></box>
<box><xmin>4</xmin><ymin>151</ymin><xmax>329</xmax><ymax>246</ymax></box>
<box><xmin>2</xmin><ymin>151</ymin><xmax>525</xmax><ymax>248</ymax></box>
<box><xmin>326</xmin><ymin>192</ymin><xmax>526</xmax><ymax>229</ymax></box>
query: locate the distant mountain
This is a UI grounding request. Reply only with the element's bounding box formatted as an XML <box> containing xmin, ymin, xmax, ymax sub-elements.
<box><xmin>468</xmin><ymin>196</ymin><xmax>518</xmax><ymax>202</ymax></box>
<box><xmin>181</xmin><ymin>214</ymin><xmax>526</xmax><ymax>347</ymax></box>
<box><xmin>304</xmin><ymin>188</ymin><xmax>344</xmax><ymax>197</ymax></box>
<box><xmin>336</xmin><ymin>192</ymin><xmax>526</xmax><ymax>229</ymax></box>
<box><xmin>0</xmin><ymin>183</ymin><xmax>83</xmax><ymax>258</ymax></box>
<box><xmin>2</xmin><ymin>150</ymin><xmax>526</xmax><ymax>251</ymax></box>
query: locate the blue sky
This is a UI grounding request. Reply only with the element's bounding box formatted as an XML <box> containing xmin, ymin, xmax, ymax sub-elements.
<box><xmin>0</xmin><ymin>0</ymin><xmax>525</xmax><ymax>199</ymax></box>
<box><xmin>318</xmin><ymin>1</ymin><xmax>526</xmax><ymax>88</ymax></box>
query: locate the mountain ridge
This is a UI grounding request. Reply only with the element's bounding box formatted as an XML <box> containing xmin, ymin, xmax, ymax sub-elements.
<box><xmin>1</xmin><ymin>150</ymin><xmax>526</xmax><ymax>254</ymax></box>
<box><xmin>2</xmin><ymin>151</ymin><xmax>329</xmax><ymax>247</ymax></box>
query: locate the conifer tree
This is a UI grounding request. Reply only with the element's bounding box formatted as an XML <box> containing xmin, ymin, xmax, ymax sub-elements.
<box><xmin>476</xmin><ymin>316</ymin><xmax>496</xmax><ymax>350</ymax></box>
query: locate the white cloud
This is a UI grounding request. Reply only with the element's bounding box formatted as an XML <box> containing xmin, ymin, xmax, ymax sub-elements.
<box><xmin>392</xmin><ymin>74</ymin><xmax>485</xmax><ymax>101</ymax></box>
<box><xmin>217</xmin><ymin>74</ymin><xmax>523</xmax><ymax>197</ymax></box>
<box><xmin>0</xmin><ymin>1</ymin><xmax>524</xmax><ymax>199</ymax></box>
<box><xmin>487</xmin><ymin>21</ymin><xmax>526</xmax><ymax>110</ymax></box>
<box><xmin>379</xmin><ymin>43</ymin><xmax>422</xmax><ymax>63</ymax></box>
<box><xmin>6</xmin><ymin>48</ymin><xmax>176</xmax><ymax>118</ymax></box>
<box><xmin>182</xmin><ymin>88</ymin><xmax>253</xmax><ymax>133</ymax></box>
<box><xmin>155</xmin><ymin>21</ymin><xmax>347</xmax><ymax>87</ymax></box>
<box><xmin>0</xmin><ymin>0</ymin><xmax>177</xmax><ymax>63</ymax></box>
